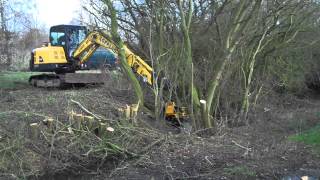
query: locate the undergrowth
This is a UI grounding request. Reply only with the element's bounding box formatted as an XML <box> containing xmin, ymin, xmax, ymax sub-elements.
<box><xmin>0</xmin><ymin>110</ymin><xmax>163</xmax><ymax>179</ymax></box>
<box><xmin>224</xmin><ymin>165</ymin><xmax>256</xmax><ymax>177</ymax></box>
<box><xmin>289</xmin><ymin>124</ymin><xmax>320</xmax><ymax>152</ymax></box>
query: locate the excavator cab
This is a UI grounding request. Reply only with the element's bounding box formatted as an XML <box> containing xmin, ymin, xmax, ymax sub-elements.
<box><xmin>49</xmin><ymin>25</ymin><xmax>88</xmax><ymax>60</ymax></box>
<box><xmin>30</xmin><ymin>25</ymin><xmax>88</xmax><ymax>73</ymax></box>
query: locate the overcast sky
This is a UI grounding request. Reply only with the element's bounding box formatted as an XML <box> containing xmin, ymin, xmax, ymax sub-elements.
<box><xmin>35</xmin><ymin>0</ymin><xmax>82</xmax><ymax>27</ymax></box>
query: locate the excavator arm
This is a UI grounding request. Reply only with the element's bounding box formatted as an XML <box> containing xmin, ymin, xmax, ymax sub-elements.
<box><xmin>73</xmin><ymin>31</ymin><xmax>153</xmax><ymax>85</ymax></box>
<box><xmin>72</xmin><ymin>30</ymin><xmax>188</xmax><ymax>123</ymax></box>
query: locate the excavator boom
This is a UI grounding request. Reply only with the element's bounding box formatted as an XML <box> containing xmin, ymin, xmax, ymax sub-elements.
<box><xmin>73</xmin><ymin>31</ymin><xmax>153</xmax><ymax>85</ymax></box>
<box><xmin>71</xmin><ymin>30</ymin><xmax>187</xmax><ymax>123</ymax></box>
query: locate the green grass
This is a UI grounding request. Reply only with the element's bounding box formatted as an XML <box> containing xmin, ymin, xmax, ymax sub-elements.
<box><xmin>0</xmin><ymin>71</ymin><xmax>37</xmax><ymax>89</ymax></box>
<box><xmin>289</xmin><ymin>124</ymin><xmax>320</xmax><ymax>152</ymax></box>
<box><xmin>224</xmin><ymin>165</ymin><xmax>256</xmax><ymax>177</ymax></box>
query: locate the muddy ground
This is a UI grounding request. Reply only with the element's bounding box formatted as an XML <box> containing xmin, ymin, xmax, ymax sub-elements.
<box><xmin>0</xmin><ymin>79</ymin><xmax>319</xmax><ymax>180</ymax></box>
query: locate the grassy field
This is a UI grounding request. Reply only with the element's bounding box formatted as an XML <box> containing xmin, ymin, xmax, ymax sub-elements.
<box><xmin>290</xmin><ymin>124</ymin><xmax>320</xmax><ymax>152</ymax></box>
<box><xmin>0</xmin><ymin>71</ymin><xmax>37</xmax><ymax>89</ymax></box>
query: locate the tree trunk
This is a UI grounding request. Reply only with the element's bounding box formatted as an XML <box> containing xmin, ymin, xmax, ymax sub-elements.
<box><xmin>0</xmin><ymin>0</ymin><xmax>11</xmax><ymax>67</ymax></box>
<box><xmin>205</xmin><ymin>52</ymin><xmax>231</xmax><ymax>123</ymax></box>
<box><xmin>177</xmin><ymin>0</ymin><xmax>200</xmax><ymax>129</ymax></box>
<box><xmin>104</xmin><ymin>0</ymin><xmax>144</xmax><ymax>106</ymax></box>
<box><xmin>155</xmin><ymin>3</ymin><xmax>165</xmax><ymax>121</ymax></box>
<box><xmin>204</xmin><ymin>0</ymin><xmax>262</xmax><ymax>128</ymax></box>
<box><xmin>240</xmin><ymin>29</ymin><xmax>268</xmax><ymax>121</ymax></box>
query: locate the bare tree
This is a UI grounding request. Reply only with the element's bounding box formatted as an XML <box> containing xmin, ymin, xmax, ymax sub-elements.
<box><xmin>84</xmin><ymin>0</ymin><xmax>320</xmax><ymax>130</ymax></box>
<box><xmin>0</xmin><ymin>0</ymin><xmax>12</xmax><ymax>68</ymax></box>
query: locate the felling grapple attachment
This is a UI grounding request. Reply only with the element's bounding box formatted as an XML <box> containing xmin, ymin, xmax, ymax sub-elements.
<box><xmin>165</xmin><ymin>102</ymin><xmax>189</xmax><ymax>125</ymax></box>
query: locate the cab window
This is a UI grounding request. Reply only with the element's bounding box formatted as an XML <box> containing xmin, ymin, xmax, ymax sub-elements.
<box><xmin>50</xmin><ymin>32</ymin><xmax>66</xmax><ymax>46</ymax></box>
<box><xmin>68</xmin><ymin>29</ymin><xmax>86</xmax><ymax>49</ymax></box>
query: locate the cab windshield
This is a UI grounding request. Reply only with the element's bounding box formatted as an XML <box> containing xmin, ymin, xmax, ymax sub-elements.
<box><xmin>50</xmin><ymin>29</ymin><xmax>86</xmax><ymax>48</ymax></box>
<box><xmin>50</xmin><ymin>32</ymin><xmax>66</xmax><ymax>46</ymax></box>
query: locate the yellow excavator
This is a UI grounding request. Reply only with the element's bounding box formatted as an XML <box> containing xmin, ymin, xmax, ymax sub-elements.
<box><xmin>30</xmin><ymin>25</ymin><xmax>187</xmax><ymax>122</ymax></box>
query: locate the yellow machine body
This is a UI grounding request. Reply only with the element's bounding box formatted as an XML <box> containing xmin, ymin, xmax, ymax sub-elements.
<box><xmin>165</xmin><ymin>102</ymin><xmax>176</xmax><ymax>117</ymax></box>
<box><xmin>124</xmin><ymin>46</ymin><xmax>153</xmax><ymax>85</ymax></box>
<box><xmin>33</xmin><ymin>45</ymin><xmax>67</xmax><ymax>65</ymax></box>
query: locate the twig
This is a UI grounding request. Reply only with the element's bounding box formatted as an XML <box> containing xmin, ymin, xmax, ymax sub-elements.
<box><xmin>70</xmin><ymin>99</ymin><xmax>104</xmax><ymax>120</ymax></box>
<box><xmin>192</xmin><ymin>127</ymin><xmax>216</xmax><ymax>135</ymax></box>
<box><xmin>231</xmin><ymin>140</ymin><xmax>252</xmax><ymax>151</ymax></box>
<box><xmin>0</xmin><ymin>145</ymin><xmax>15</xmax><ymax>153</ymax></box>
<box><xmin>138</xmin><ymin>137</ymin><xmax>165</xmax><ymax>155</ymax></box>
<box><xmin>205</xmin><ymin>156</ymin><xmax>213</xmax><ymax>166</ymax></box>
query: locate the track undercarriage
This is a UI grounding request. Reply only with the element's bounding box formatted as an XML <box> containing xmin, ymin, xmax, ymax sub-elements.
<box><xmin>29</xmin><ymin>72</ymin><xmax>106</xmax><ymax>88</ymax></box>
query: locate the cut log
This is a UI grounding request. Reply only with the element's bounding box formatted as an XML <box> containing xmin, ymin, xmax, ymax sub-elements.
<box><xmin>30</xmin><ymin>123</ymin><xmax>39</xmax><ymax>139</ymax></box>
